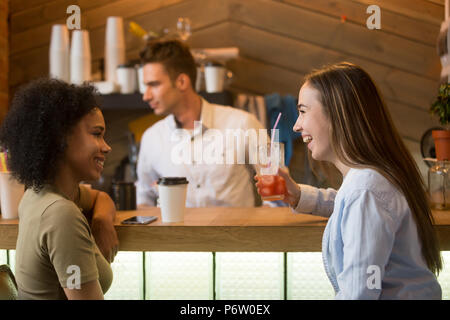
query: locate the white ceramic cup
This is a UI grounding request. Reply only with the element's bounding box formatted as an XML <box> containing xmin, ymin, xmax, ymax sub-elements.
<box><xmin>105</xmin><ymin>17</ymin><xmax>125</xmax><ymax>83</ymax></box>
<box><xmin>70</xmin><ymin>30</ymin><xmax>91</xmax><ymax>85</ymax></box>
<box><xmin>49</xmin><ymin>24</ymin><xmax>70</xmax><ymax>82</ymax></box>
<box><xmin>0</xmin><ymin>172</ymin><xmax>24</xmax><ymax>220</ymax></box>
<box><xmin>157</xmin><ymin>177</ymin><xmax>188</xmax><ymax>223</ymax></box>
<box><xmin>116</xmin><ymin>65</ymin><xmax>137</xmax><ymax>94</ymax></box>
<box><xmin>204</xmin><ymin>62</ymin><xmax>226</xmax><ymax>93</ymax></box>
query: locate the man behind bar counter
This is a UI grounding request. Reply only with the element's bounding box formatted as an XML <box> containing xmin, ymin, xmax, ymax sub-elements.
<box><xmin>136</xmin><ymin>39</ymin><xmax>265</xmax><ymax>208</ymax></box>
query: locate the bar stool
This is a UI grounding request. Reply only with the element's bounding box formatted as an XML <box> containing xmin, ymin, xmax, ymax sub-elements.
<box><xmin>0</xmin><ymin>264</ymin><xmax>18</xmax><ymax>300</ymax></box>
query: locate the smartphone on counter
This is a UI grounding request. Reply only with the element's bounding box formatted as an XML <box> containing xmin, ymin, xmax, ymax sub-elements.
<box><xmin>121</xmin><ymin>216</ymin><xmax>157</xmax><ymax>225</ymax></box>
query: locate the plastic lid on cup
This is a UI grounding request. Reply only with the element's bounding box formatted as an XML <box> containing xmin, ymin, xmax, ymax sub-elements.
<box><xmin>117</xmin><ymin>63</ymin><xmax>135</xmax><ymax>69</ymax></box>
<box><xmin>157</xmin><ymin>177</ymin><xmax>189</xmax><ymax>185</ymax></box>
<box><xmin>205</xmin><ymin>61</ymin><xmax>224</xmax><ymax>67</ymax></box>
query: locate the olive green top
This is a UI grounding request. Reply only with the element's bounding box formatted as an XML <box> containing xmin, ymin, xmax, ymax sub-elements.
<box><xmin>15</xmin><ymin>184</ymin><xmax>112</xmax><ymax>300</ymax></box>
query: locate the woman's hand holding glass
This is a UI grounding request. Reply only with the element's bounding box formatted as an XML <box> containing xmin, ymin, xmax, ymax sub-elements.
<box><xmin>255</xmin><ymin>167</ymin><xmax>301</xmax><ymax>208</ymax></box>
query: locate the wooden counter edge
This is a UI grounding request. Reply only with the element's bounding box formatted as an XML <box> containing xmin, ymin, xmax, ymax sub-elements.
<box><xmin>1</xmin><ymin>209</ymin><xmax>450</xmax><ymax>252</ymax></box>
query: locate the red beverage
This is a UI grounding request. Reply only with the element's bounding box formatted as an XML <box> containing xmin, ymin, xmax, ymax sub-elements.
<box><xmin>257</xmin><ymin>175</ymin><xmax>286</xmax><ymax>201</ymax></box>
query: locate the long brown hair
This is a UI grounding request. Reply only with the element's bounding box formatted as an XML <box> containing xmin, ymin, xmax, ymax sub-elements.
<box><xmin>305</xmin><ymin>62</ymin><xmax>442</xmax><ymax>275</ymax></box>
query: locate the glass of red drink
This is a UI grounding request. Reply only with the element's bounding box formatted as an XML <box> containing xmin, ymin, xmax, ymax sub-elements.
<box><xmin>256</xmin><ymin>142</ymin><xmax>286</xmax><ymax>201</ymax></box>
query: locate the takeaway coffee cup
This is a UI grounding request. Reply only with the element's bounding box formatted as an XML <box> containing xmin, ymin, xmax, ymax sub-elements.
<box><xmin>157</xmin><ymin>177</ymin><xmax>188</xmax><ymax>222</ymax></box>
<box><xmin>0</xmin><ymin>172</ymin><xmax>24</xmax><ymax>219</ymax></box>
<box><xmin>204</xmin><ymin>61</ymin><xmax>226</xmax><ymax>93</ymax></box>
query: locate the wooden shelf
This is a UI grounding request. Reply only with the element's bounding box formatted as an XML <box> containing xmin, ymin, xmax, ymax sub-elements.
<box><xmin>98</xmin><ymin>93</ymin><xmax>148</xmax><ymax>110</ymax></box>
<box><xmin>98</xmin><ymin>91</ymin><xmax>233</xmax><ymax>110</ymax></box>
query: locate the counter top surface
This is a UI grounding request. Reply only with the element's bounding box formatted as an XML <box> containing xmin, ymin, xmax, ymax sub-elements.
<box><xmin>1</xmin><ymin>207</ymin><xmax>450</xmax><ymax>252</ymax></box>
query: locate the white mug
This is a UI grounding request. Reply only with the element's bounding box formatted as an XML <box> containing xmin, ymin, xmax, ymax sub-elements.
<box><xmin>204</xmin><ymin>62</ymin><xmax>226</xmax><ymax>93</ymax></box>
<box><xmin>204</xmin><ymin>62</ymin><xmax>233</xmax><ymax>93</ymax></box>
<box><xmin>116</xmin><ymin>65</ymin><xmax>137</xmax><ymax>94</ymax></box>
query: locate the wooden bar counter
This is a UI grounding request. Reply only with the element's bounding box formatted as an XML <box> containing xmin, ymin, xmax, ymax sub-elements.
<box><xmin>1</xmin><ymin>207</ymin><xmax>450</xmax><ymax>252</ymax></box>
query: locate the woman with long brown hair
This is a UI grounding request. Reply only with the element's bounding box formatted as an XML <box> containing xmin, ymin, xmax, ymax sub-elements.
<box><xmin>257</xmin><ymin>62</ymin><xmax>442</xmax><ymax>299</ymax></box>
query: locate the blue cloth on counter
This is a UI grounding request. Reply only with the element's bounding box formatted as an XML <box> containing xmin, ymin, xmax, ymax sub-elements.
<box><xmin>264</xmin><ymin>93</ymin><xmax>302</xmax><ymax>166</ymax></box>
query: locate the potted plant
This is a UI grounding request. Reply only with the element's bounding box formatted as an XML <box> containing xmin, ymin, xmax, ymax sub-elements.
<box><xmin>430</xmin><ymin>83</ymin><xmax>450</xmax><ymax>161</ymax></box>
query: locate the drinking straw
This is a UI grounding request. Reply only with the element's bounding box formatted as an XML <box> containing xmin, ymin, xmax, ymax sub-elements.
<box><xmin>271</xmin><ymin>112</ymin><xmax>282</xmax><ymax>145</ymax></box>
<box><xmin>268</xmin><ymin>112</ymin><xmax>282</xmax><ymax>168</ymax></box>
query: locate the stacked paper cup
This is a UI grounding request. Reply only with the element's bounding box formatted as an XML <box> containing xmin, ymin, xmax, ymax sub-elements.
<box><xmin>0</xmin><ymin>152</ymin><xmax>24</xmax><ymax>220</ymax></box>
<box><xmin>49</xmin><ymin>24</ymin><xmax>70</xmax><ymax>82</ymax></box>
<box><xmin>105</xmin><ymin>17</ymin><xmax>125</xmax><ymax>84</ymax></box>
<box><xmin>70</xmin><ymin>30</ymin><xmax>91</xmax><ymax>85</ymax></box>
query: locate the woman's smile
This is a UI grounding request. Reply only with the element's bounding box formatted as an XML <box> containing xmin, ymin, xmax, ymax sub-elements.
<box><xmin>94</xmin><ymin>156</ymin><xmax>105</xmax><ymax>171</ymax></box>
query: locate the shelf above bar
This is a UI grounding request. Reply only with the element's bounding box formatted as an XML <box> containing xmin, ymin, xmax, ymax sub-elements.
<box><xmin>98</xmin><ymin>91</ymin><xmax>233</xmax><ymax>110</ymax></box>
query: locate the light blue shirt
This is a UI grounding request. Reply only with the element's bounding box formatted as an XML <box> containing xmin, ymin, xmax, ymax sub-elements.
<box><xmin>294</xmin><ymin>168</ymin><xmax>442</xmax><ymax>300</ymax></box>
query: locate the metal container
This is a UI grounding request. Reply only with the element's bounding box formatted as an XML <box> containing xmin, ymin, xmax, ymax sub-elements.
<box><xmin>111</xmin><ymin>181</ymin><xmax>136</xmax><ymax>210</ymax></box>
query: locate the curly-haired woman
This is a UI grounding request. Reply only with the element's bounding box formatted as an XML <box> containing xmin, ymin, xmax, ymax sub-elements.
<box><xmin>0</xmin><ymin>78</ymin><xmax>118</xmax><ymax>300</ymax></box>
<box><xmin>257</xmin><ymin>62</ymin><xmax>442</xmax><ymax>299</ymax></box>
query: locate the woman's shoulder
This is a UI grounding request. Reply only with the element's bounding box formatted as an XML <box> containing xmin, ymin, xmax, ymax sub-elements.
<box><xmin>345</xmin><ymin>168</ymin><xmax>391</xmax><ymax>188</ymax></box>
<box><xmin>341</xmin><ymin>168</ymin><xmax>408</xmax><ymax>213</ymax></box>
<box><xmin>23</xmin><ymin>186</ymin><xmax>86</xmax><ymax>224</ymax></box>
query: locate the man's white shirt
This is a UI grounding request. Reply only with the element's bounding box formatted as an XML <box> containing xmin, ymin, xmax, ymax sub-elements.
<box><xmin>136</xmin><ymin>98</ymin><xmax>266</xmax><ymax>207</ymax></box>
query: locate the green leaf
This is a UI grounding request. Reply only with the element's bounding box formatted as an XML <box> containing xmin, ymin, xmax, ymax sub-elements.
<box><xmin>430</xmin><ymin>83</ymin><xmax>450</xmax><ymax>126</ymax></box>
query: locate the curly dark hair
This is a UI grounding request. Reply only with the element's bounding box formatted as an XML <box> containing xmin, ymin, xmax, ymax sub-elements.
<box><xmin>0</xmin><ymin>78</ymin><xmax>100</xmax><ymax>192</ymax></box>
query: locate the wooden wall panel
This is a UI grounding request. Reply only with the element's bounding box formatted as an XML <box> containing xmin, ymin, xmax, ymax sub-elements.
<box><xmin>0</xmin><ymin>0</ymin><xmax>8</xmax><ymax>123</ymax></box>
<box><xmin>10</xmin><ymin>0</ymin><xmax>116</xmax><ymax>34</ymax></box>
<box><xmin>228</xmin><ymin>55</ymin><xmax>440</xmax><ymax>142</ymax></box>
<box><xmin>10</xmin><ymin>0</ymin><xmax>57</xmax><ymax>14</ymax></box>
<box><xmin>283</xmin><ymin>0</ymin><xmax>440</xmax><ymax>46</ymax></box>
<box><xmin>351</xmin><ymin>0</ymin><xmax>443</xmax><ymax>25</ymax></box>
<box><xmin>10</xmin><ymin>0</ymin><xmax>183</xmax><ymax>55</ymax></box>
<box><xmin>9</xmin><ymin>0</ymin><xmax>443</xmax><ymax>120</ymax></box>
<box><xmin>228</xmin><ymin>0</ymin><xmax>440</xmax><ymax>79</ymax></box>
<box><xmin>9</xmin><ymin>0</ymin><xmax>230</xmax><ymax>90</ymax></box>
<box><xmin>7</xmin><ymin>0</ymin><xmax>445</xmax><ymax>184</ymax></box>
<box><xmin>227</xmin><ymin>22</ymin><xmax>437</xmax><ymax>110</ymax></box>
<box><xmin>230</xmin><ymin>56</ymin><xmax>302</xmax><ymax>96</ymax></box>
